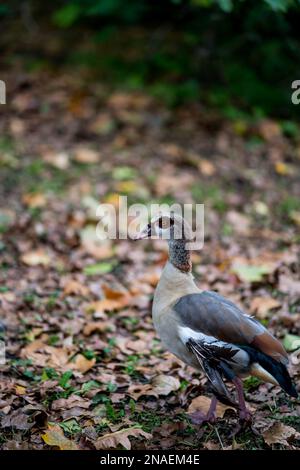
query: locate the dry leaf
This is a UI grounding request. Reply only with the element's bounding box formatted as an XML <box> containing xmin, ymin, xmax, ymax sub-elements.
<box><xmin>95</xmin><ymin>426</ymin><xmax>151</xmax><ymax>450</ymax></box>
<box><xmin>250</xmin><ymin>296</ymin><xmax>281</xmax><ymax>319</ymax></box>
<box><xmin>42</xmin><ymin>424</ymin><xmax>78</xmax><ymax>450</ymax></box>
<box><xmin>188</xmin><ymin>395</ymin><xmax>234</xmax><ymax>418</ymax></box>
<box><xmin>80</xmin><ymin>225</ymin><xmax>113</xmax><ymax>259</ymax></box>
<box><xmin>71</xmin><ymin>354</ymin><xmax>96</xmax><ymax>374</ymax></box>
<box><xmin>262</xmin><ymin>422</ymin><xmax>300</xmax><ymax>446</ymax></box>
<box><xmin>274</xmin><ymin>161</ymin><xmax>293</xmax><ymax>176</ymax></box>
<box><xmin>198</xmin><ymin>158</ymin><xmax>216</xmax><ymax>176</ymax></box>
<box><xmin>87</xmin><ymin>286</ymin><xmax>131</xmax><ymax>315</ymax></box>
<box><xmin>258</xmin><ymin>119</ymin><xmax>281</xmax><ymax>141</ymax></box>
<box><xmin>128</xmin><ymin>375</ymin><xmax>180</xmax><ymax>400</ymax></box>
<box><xmin>151</xmin><ymin>375</ymin><xmax>180</xmax><ymax>396</ymax></box>
<box><xmin>63</xmin><ymin>280</ymin><xmax>90</xmax><ymax>297</ymax></box>
<box><xmin>21</xmin><ymin>249</ymin><xmax>51</xmax><ymax>266</ymax></box>
<box><xmin>226</xmin><ymin>211</ymin><xmax>250</xmax><ymax>236</ymax></box>
<box><xmin>15</xmin><ymin>385</ymin><xmax>26</xmax><ymax>395</ymax></box>
<box><xmin>279</xmin><ymin>275</ymin><xmax>300</xmax><ymax>296</ymax></box>
<box><xmin>22</xmin><ymin>193</ymin><xmax>47</xmax><ymax>208</ymax></box>
<box><xmin>73</xmin><ymin>147</ymin><xmax>100</xmax><ymax>163</ymax></box>
<box><xmin>43</xmin><ymin>151</ymin><xmax>70</xmax><ymax>169</ymax></box>
<box><xmin>83</xmin><ymin>321</ymin><xmax>114</xmax><ymax>336</ymax></box>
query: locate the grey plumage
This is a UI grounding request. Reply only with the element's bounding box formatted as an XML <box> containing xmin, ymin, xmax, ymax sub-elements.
<box><xmin>135</xmin><ymin>213</ymin><xmax>297</xmax><ymax>412</ymax></box>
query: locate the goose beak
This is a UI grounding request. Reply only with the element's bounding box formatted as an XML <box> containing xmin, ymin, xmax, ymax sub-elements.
<box><xmin>133</xmin><ymin>223</ymin><xmax>152</xmax><ymax>240</ymax></box>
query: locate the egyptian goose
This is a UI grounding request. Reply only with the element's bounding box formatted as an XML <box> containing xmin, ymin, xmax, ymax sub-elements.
<box><xmin>134</xmin><ymin>213</ymin><xmax>297</xmax><ymax>428</ymax></box>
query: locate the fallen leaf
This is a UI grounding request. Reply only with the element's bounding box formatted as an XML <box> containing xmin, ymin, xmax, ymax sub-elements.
<box><xmin>1</xmin><ymin>409</ymin><xmax>33</xmax><ymax>430</ymax></box>
<box><xmin>279</xmin><ymin>275</ymin><xmax>300</xmax><ymax>296</ymax></box>
<box><xmin>283</xmin><ymin>334</ymin><xmax>300</xmax><ymax>352</ymax></box>
<box><xmin>52</xmin><ymin>396</ymin><xmax>90</xmax><ymax>411</ymax></box>
<box><xmin>73</xmin><ymin>147</ymin><xmax>100</xmax><ymax>163</ymax></box>
<box><xmin>80</xmin><ymin>225</ymin><xmax>113</xmax><ymax>259</ymax></box>
<box><xmin>15</xmin><ymin>385</ymin><xmax>26</xmax><ymax>395</ymax></box>
<box><xmin>71</xmin><ymin>354</ymin><xmax>96</xmax><ymax>374</ymax></box>
<box><xmin>198</xmin><ymin>158</ymin><xmax>216</xmax><ymax>176</ymax></box>
<box><xmin>95</xmin><ymin>426</ymin><xmax>151</xmax><ymax>450</ymax></box>
<box><xmin>86</xmin><ymin>285</ymin><xmax>131</xmax><ymax>314</ymax></box>
<box><xmin>151</xmin><ymin>375</ymin><xmax>180</xmax><ymax>396</ymax></box>
<box><xmin>258</xmin><ymin>119</ymin><xmax>281</xmax><ymax>141</ymax></box>
<box><xmin>262</xmin><ymin>422</ymin><xmax>300</xmax><ymax>446</ymax></box>
<box><xmin>83</xmin><ymin>321</ymin><xmax>115</xmax><ymax>335</ymax></box>
<box><xmin>84</xmin><ymin>262</ymin><xmax>116</xmax><ymax>276</ymax></box>
<box><xmin>188</xmin><ymin>395</ymin><xmax>234</xmax><ymax>418</ymax></box>
<box><xmin>290</xmin><ymin>211</ymin><xmax>300</xmax><ymax>226</ymax></box>
<box><xmin>231</xmin><ymin>263</ymin><xmax>272</xmax><ymax>283</ymax></box>
<box><xmin>226</xmin><ymin>211</ymin><xmax>250</xmax><ymax>236</ymax></box>
<box><xmin>21</xmin><ymin>249</ymin><xmax>51</xmax><ymax>266</ymax></box>
<box><xmin>128</xmin><ymin>375</ymin><xmax>180</xmax><ymax>399</ymax></box>
<box><xmin>22</xmin><ymin>192</ymin><xmax>47</xmax><ymax>208</ymax></box>
<box><xmin>250</xmin><ymin>296</ymin><xmax>281</xmax><ymax>319</ymax></box>
<box><xmin>274</xmin><ymin>161</ymin><xmax>293</xmax><ymax>176</ymax></box>
<box><xmin>63</xmin><ymin>280</ymin><xmax>90</xmax><ymax>297</ymax></box>
<box><xmin>43</xmin><ymin>151</ymin><xmax>70</xmax><ymax>169</ymax></box>
<box><xmin>42</xmin><ymin>424</ymin><xmax>78</xmax><ymax>450</ymax></box>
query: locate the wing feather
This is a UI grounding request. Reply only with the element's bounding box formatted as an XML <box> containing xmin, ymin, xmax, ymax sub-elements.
<box><xmin>174</xmin><ymin>291</ymin><xmax>288</xmax><ymax>364</ymax></box>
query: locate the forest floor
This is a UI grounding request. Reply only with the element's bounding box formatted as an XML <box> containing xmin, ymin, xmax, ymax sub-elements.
<box><xmin>0</xmin><ymin>65</ymin><xmax>300</xmax><ymax>450</ymax></box>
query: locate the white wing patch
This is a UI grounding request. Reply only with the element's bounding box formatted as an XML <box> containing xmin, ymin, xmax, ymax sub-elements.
<box><xmin>179</xmin><ymin>326</ymin><xmax>219</xmax><ymax>345</ymax></box>
<box><xmin>178</xmin><ymin>326</ymin><xmax>250</xmax><ymax>367</ymax></box>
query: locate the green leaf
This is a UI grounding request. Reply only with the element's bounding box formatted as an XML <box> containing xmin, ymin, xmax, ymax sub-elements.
<box><xmin>84</xmin><ymin>262</ymin><xmax>116</xmax><ymax>276</ymax></box>
<box><xmin>52</xmin><ymin>4</ymin><xmax>81</xmax><ymax>28</ymax></box>
<box><xmin>264</xmin><ymin>0</ymin><xmax>290</xmax><ymax>12</ymax></box>
<box><xmin>81</xmin><ymin>380</ymin><xmax>100</xmax><ymax>394</ymax></box>
<box><xmin>283</xmin><ymin>334</ymin><xmax>300</xmax><ymax>352</ymax></box>
<box><xmin>112</xmin><ymin>166</ymin><xmax>137</xmax><ymax>181</ymax></box>
<box><xmin>59</xmin><ymin>371</ymin><xmax>73</xmax><ymax>389</ymax></box>
<box><xmin>217</xmin><ymin>0</ymin><xmax>233</xmax><ymax>12</ymax></box>
<box><xmin>231</xmin><ymin>264</ymin><xmax>272</xmax><ymax>283</ymax></box>
<box><xmin>59</xmin><ymin>419</ymin><xmax>81</xmax><ymax>435</ymax></box>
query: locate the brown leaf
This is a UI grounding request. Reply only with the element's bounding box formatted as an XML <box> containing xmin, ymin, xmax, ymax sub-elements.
<box><xmin>257</xmin><ymin>119</ymin><xmax>281</xmax><ymax>141</ymax></box>
<box><xmin>226</xmin><ymin>211</ymin><xmax>251</xmax><ymax>236</ymax></box>
<box><xmin>279</xmin><ymin>275</ymin><xmax>300</xmax><ymax>296</ymax></box>
<box><xmin>151</xmin><ymin>375</ymin><xmax>180</xmax><ymax>396</ymax></box>
<box><xmin>250</xmin><ymin>296</ymin><xmax>281</xmax><ymax>319</ymax></box>
<box><xmin>52</xmin><ymin>396</ymin><xmax>90</xmax><ymax>411</ymax></box>
<box><xmin>128</xmin><ymin>375</ymin><xmax>180</xmax><ymax>400</ymax></box>
<box><xmin>21</xmin><ymin>249</ymin><xmax>51</xmax><ymax>266</ymax></box>
<box><xmin>73</xmin><ymin>147</ymin><xmax>100</xmax><ymax>163</ymax></box>
<box><xmin>95</xmin><ymin>426</ymin><xmax>151</xmax><ymax>450</ymax></box>
<box><xmin>87</xmin><ymin>286</ymin><xmax>131</xmax><ymax>315</ymax></box>
<box><xmin>63</xmin><ymin>280</ymin><xmax>90</xmax><ymax>297</ymax></box>
<box><xmin>42</xmin><ymin>150</ymin><xmax>70</xmax><ymax>169</ymax></box>
<box><xmin>42</xmin><ymin>424</ymin><xmax>78</xmax><ymax>450</ymax></box>
<box><xmin>71</xmin><ymin>354</ymin><xmax>96</xmax><ymax>374</ymax></box>
<box><xmin>262</xmin><ymin>422</ymin><xmax>300</xmax><ymax>446</ymax></box>
<box><xmin>274</xmin><ymin>161</ymin><xmax>293</xmax><ymax>176</ymax></box>
<box><xmin>198</xmin><ymin>158</ymin><xmax>216</xmax><ymax>176</ymax></box>
<box><xmin>83</xmin><ymin>321</ymin><xmax>115</xmax><ymax>336</ymax></box>
<box><xmin>22</xmin><ymin>192</ymin><xmax>47</xmax><ymax>208</ymax></box>
<box><xmin>188</xmin><ymin>395</ymin><xmax>234</xmax><ymax>418</ymax></box>
<box><xmin>80</xmin><ymin>225</ymin><xmax>113</xmax><ymax>259</ymax></box>
<box><xmin>1</xmin><ymin>409</ymin><xmax>33</xmax><ymax>430</ymax></box>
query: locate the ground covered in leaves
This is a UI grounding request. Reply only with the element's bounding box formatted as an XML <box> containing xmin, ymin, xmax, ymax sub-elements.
<box><xmin>0</xmin><ymin>67</ymin><xmax>300</xmax><ymax>450</ymax></box>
